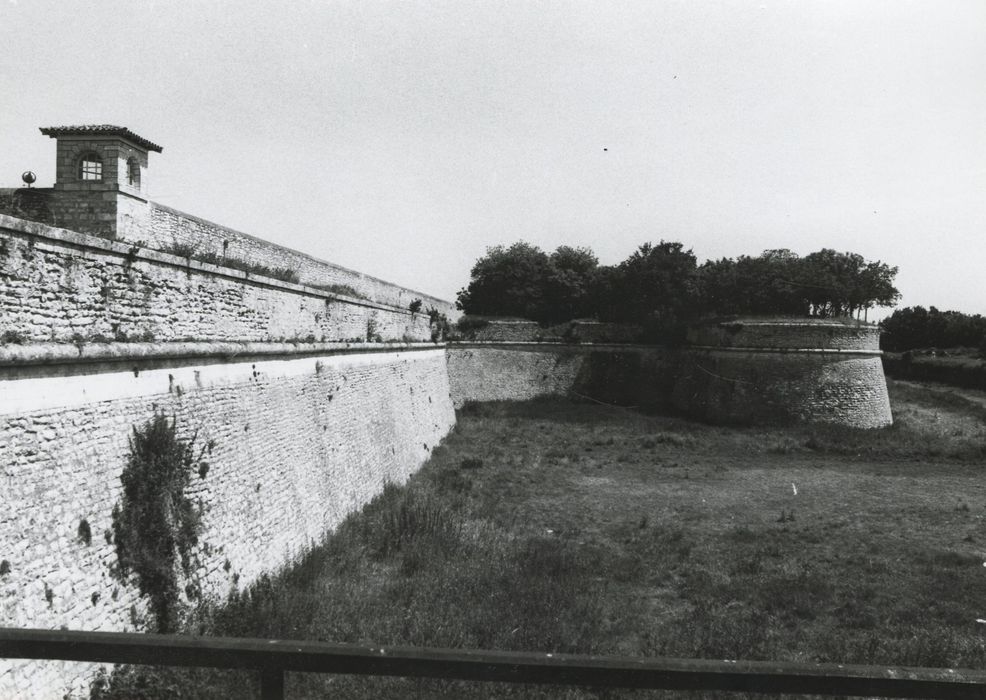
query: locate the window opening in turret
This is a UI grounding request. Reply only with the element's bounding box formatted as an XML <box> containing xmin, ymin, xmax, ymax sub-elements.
<box><xmin>79</xmin><ymin>155</ymin><xmax>102</xmax><ymax>181</ymax></box>
<box><xmin>127</xmin><ymin>158</ymin><xmax>140</xmax><ymax>187</ymax></box>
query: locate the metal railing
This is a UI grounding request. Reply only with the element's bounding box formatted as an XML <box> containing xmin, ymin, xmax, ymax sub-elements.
<box><xmin>3</xmin><ymin>627</ymin><xmax>986</xmax><ymax>699</ymax></box>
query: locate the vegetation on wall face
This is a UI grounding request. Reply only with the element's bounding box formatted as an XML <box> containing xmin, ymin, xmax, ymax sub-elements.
<box><xmin>111</xmin><ymin>413</ymin><xmax>203</xmax><ymax>633</ymax></box>
<box><xmin>427</xmin><ymin>307</ymin><xmax>450</xmax><ymax>343</ymax></box>
<box><xmin>311</xmin><ymin>282</ymin><xmax>367</xmax><ymax>300</ymax></box>
<box><xmin>159</xmin><ymin>242</ymin><xmax>300</xmax><ymax>284</ymax></box>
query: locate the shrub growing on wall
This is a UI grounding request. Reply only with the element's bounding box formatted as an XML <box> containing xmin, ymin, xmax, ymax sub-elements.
<box><xmin>111</xmin><ymin>413</ymin><xmax>202</xmax><ymax>632</ymax></box>
<box><xmin>428</xmin><ymin>307</ymin><xmax>451</xmax><ymax>342</ymax></box>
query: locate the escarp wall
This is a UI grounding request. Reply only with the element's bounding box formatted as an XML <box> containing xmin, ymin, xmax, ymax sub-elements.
<box><xmin>446</xmin><ymin>344</ymin><xmax>675</xmax><ymax>410</ymax></box>
<box><xmin>0</xmin><ymin>214</ymin><xmax>433</xmax><ymax>344</ymax></box>
<box><xmin>0</xmin><ymin>215</ymin><xmax>456</xmax><ymax>698</ymax></box>
<box><xmin>447</xmin><ymin>319</ymin><xmax>891</xmax><ymax>428</ymax></box>
<box><xmin>675</xmin><ymin>319</ymin><xmax>891</xmax><ymax>428</ymax></box>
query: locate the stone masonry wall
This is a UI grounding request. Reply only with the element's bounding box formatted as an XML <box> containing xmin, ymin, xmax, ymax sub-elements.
<box><xmin>0</xmin><ymin>214</ymin><xmax>433</xmax><ymax>344</ymax></box>
<box><xmin>0</xmin><ymin>347</ymin><xmax>455</xmax><ymax>698</ymax></box>
<box><xmin>676</xmin><ymin>318</ymin><xmax>891</xmax><ymax>427</ymax></box>
<box><xmin>446</xmin><ymin>346</ymin><xmax>586</xmax><ymax>405</ymax></box>
<box><xmin>115</xmin><ymin>200</ymin><xmax>456</xmax><ymax>316</ymax></box>
<box><xmin>687</xmin><ymin>318</ymin><xmax>879</xmax><ymax>351</ymax></box>
<box><xmin>462</xmin><ymin>320</ymin><xmax>556</xmax><ymax>343</ymax></box>
<box><xmin>672</xmin><ymin>350</ymin><xmax>891</xmax><ymax>428</ymax></box>
<box><xmin>446</xmin><ymin>345</ymin><xmax>674</xmax><ymax>410</ymax></box>
<box><xmin>0</xmin><ymin>191</ymin><xmax>456</xmax><ymax>317</ymax></box>
<box><xmin>448</xmin><ymin>332</ymin><xmax>891</xmax><ymax>428</ymax></box>
<box><xmin>0</xmin><ymin>189</ymin><xmax>57</xmax><ymax>227</ymax></box>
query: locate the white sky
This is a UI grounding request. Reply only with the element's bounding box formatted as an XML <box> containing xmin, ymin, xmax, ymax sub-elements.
<box><xmin>2</xmin><ymin>1</ymin><xmax>984</xmax><ymax>317</ymax></box>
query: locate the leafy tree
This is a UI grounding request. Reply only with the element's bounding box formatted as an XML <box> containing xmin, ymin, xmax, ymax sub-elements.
<box><xmin>881</xmin><ymin>306</ymin><xmax>986</xmax><ymax>351</ymax></box>
<box><xmin>698</xmin><ymin>250</ymin><xmax>804</xmax><ymax>316</ymax></box>
<box><xmin>456</xmin><ymin>242</ymin><xmax>552</xmax><ymax>320</ymax></box>
<box><xmin>543</xmin><ymin>246</ymin><xmax>599</xmax><ymax>323</ymax></box>
<box><xmin>797</xmin><ymin>249</ymin><xmax>899</xmax><ymax>318</ymax></box>
<box><xmin>456</xmin><ymin>242</ymin><xmax>599</xmax><ymax>323</ymax></box>
<box><xmin>457</xmin><ymin>240</ymin><xmax>899</xmax><ymax>330</ymax></box>
<box><xmin>698</xmin><ymin>248</ymin><xmax>899</xmax><ymax>320</ymax></box>
<box><xmin>603</xmin><ymin>241</ymin><xmax>699</xmax><ymax>340</ymax></box>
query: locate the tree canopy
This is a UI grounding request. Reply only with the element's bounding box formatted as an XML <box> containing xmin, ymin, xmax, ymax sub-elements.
<box><xmin>880</xmin><ymin>306</ymin><xmax>986</xmax><ymax>352</ymax></box>
<box><xmin>455</xmin><ymin>242</ymin><xmax>600</xmax><ymax>324</ymax></box>
<box><xmin>456</xmin><ymin>240</ymin><xmax>901</xmax><ymax>336</ymax></box>
<box><xmin>698</xmin><ymin>249</ymin><xmax>899</xmax><ymax>319</ymax></box>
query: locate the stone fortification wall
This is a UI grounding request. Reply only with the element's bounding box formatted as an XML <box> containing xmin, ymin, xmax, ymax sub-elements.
<box><xmin>460</xmin><ymin>320</ymin><xmax>555</xmax><ymax>343</ymax></box>
<box><xmin>456</xmin><ymin>320</ymin><xmax>642</xmax><ymax>344</ymax></box>
<box><xmin>687</xmin><ymin>317</ymin><xmax>879</xmax><ymax>351</ymax></box>
<box><xmin>677</xmin><ymin>317</ymin><xmax>891</xmax><ymax>428</ymax></box>
<box><xmin>447</xmin><ymin>345</ymin><xmax>583</xmax><ymax>404</ymax></box>
<box><xmin>0</xmin><ymin>189</ymin><xmax>57</xmax><ymax>227</ymax></box>
<box><xmin>0</xmin><ymin>214</ymin><xmax>433</xmax><ymax>344</ymax></box>
<box><xmin>120</xmin><ymin>200</ymin><xmax>456</xmax><ymax>316</ymax></box>
<box><xmin>0</xmin><ymin>191</ymin><xmax>456</xmax><ymax>316</ymax></box>
<box><xmin>562</xmin><ymin>321</ymin><xmax>643</xmax><ymax>344</ymax></box>
<box><xmin>672</xmin><ymin>350</ymin><xmax>891</xmax><ymax>428</ymax></box>
<box><xmin>0</xmin><ymin>346</ymin><xmax>455</xmax><ymax>698</ymax></box>
<box><xmin>448</xmin><ymin>317</ymin><xmax>891</xmax><ymax>428</ymax></box>
<box><xmin>0</xmin><ymin>187</ymin><xmax>119</xmax><ymax>241</ymax></box>
<box><xmin>446</xmin><ymin>345</ymin><xmax>674</xmax><ymax>410</ymax></box>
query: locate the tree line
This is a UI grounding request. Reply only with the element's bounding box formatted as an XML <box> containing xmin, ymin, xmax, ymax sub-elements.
<box><xmin>456</xmin><ymin>241</ymin><xmax>900</xmax><ymax>337</ymax></box>
<box><xmin>879</xmin><ymin>306</ymin><xmax>986</xmax><ymax>352</ymax></box>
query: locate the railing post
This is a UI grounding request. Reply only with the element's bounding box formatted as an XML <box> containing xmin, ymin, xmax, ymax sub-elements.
<box><xmin>259</xmin><ymin>667</ymin><xmax>284</xmax><ymax>700</ymax></box>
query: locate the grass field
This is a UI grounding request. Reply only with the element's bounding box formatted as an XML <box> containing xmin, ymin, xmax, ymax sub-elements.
<box><xmin>91</xmin><ymin>379</ymin><xmax>986</xmax><ymax>699</ymax></box>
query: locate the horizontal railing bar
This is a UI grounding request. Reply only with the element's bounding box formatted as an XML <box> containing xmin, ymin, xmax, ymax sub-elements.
<box><xmin>3</xmin><ymin>627</ymin><xmax>986</xmax><ymax>698</ymax></box>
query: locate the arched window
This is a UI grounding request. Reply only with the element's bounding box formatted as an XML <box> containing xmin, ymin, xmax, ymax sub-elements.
<box><xmin>79</xmin><ymin>154</ymin><xmax>102</xmax><ymax>181</ymax></box>
<box><xmin>127</xmin><ymin>158</ymin><xmax>141</xmax><ymax>187</ymax></box>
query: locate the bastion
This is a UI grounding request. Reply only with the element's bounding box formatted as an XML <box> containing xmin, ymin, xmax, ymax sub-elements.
<box><xmin>447</xmin><ymin>317</ymin><xmax>892</xmax><ymax>429</ymax></box>
<box><xmin>673</xmin><ymin>317</ymin><xmax>892</xmax><ymax>428</ymax></box>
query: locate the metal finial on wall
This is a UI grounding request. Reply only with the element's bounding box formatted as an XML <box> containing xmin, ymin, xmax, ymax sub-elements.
<box><xmin>21</xmin><ymin>171</ymin><xmax>36</xmax><ymax>188</ymax></box>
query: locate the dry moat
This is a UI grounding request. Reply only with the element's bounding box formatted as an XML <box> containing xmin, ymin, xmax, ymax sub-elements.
<box><xmin>91</xmin><ymin>378</ymin><xmax>986</xmax><ymax>699</ymax></box>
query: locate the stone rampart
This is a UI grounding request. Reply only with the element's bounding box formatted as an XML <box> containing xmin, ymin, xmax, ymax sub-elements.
<box><xmin>456</xmin><ymin>320</ymin><xmax>643</xmax><ymax>344</ymax></box>
<box><xmin>446</xmin><ymin>344</ymin><xmax>674</xmax><ymax>410</ymax></box>
<box><xmin>456</xmin><ymin>319</ymin><xmax>553</xmax><ymax>342</ymax></box>
<box><xmin>448</xmin><ymin>317</ymin><xmax>891</xmax><ymax>428</ymax></box>
<box><xmin>0</xmin><ymin>214</ymin><xmax>433</xmax><ymax>345</ymax></box>
<box><xmin>687</xmin><ymin>317</ymin><xmax>880</xmax><ymax>351</ymax></box>
<box><xmin>124</xmin><ymin>201</ymin><xmax>456</xmax><ymax>315</ymax></box>
<box><xmin>0</xmin><ymin>346</ymin><xmax>455</xmax><ymax>698</ymax></box>
<box><xmin>672</xmin><ymin>350</ymin><xmax>891</xmax><ymax>427</ymax></box>
<box><xmin>0</xmin><ymin>190</ymin><xmax>456</xmax><ymax>316</ymax></box>
<box><xmin>676</xmin><ymin>317</ymin><xmax>891</xmax><ymax>428</ymax></box>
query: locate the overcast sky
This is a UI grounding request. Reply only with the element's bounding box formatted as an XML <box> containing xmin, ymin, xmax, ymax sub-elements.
<box><xmin>2</xmin><ymin>1</ymin><xmax>984</xmax><ymax>317</ymax></box>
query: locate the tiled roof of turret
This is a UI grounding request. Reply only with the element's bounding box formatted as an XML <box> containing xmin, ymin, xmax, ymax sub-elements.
<box><xmin>39</xmin><ymin>125</ymin><xmax>163</xmax><ymax>153</ymax></box>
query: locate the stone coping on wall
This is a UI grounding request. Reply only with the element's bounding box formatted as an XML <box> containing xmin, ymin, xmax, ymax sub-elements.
<box><xmin>449</xmin><ymin>341</ymin><xmax>667</xmax><ymax>350</ymax></box>
<box><xmin>450</xmin><ymin>341</ymin><xmax>882</xmax><ymax>355</ymax></box>
<box><xmin>686</xmin><ymin>345</ymin><xmax>883</xmax><ymax>356</ymax></box>
<box><xmin>708</xmin><ymin>318</ymin><xmax>875</xmax><ymax>327</ymax></box>
<box><xmin>0</xmin><ymin>340</ymin><xmax>444</xmax><ymax>370</ymax></box>
<box><xmin>0</xmin><ymin>213</ymin><xmax>434</xmax><ymax>317</ymax></box>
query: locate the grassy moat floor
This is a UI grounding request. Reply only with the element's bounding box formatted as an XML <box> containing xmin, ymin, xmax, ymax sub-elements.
<box><xmin>91</xmin><ymin>379</ymin><xmax>986</xmax><ymax>699</ymax></box>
